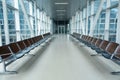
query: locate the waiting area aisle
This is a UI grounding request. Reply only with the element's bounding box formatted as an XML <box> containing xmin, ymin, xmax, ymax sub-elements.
<box><xmin>0</xmin><ymin>35</ymin><xmax>120</xmax><ymax>80</ymax></box>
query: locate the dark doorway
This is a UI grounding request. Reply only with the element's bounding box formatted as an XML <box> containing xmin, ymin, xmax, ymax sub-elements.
<box><xmin>53</xmin><ymin>20</ymin><xmax>69</xmax><ymax>34</ymax></box>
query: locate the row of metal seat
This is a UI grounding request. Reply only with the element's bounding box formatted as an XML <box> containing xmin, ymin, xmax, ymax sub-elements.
<box><xmin>71</xmin><ymin>32</ymin><xmax>120</xmax><ymax>75</ymax></box>
<box><xmin>0</xmin><ymin>32</ymin><xmax>51</xmax><ymax>74</ymax></box>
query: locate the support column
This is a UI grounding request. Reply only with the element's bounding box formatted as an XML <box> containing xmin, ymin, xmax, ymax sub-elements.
<box><xmin>44</xmin><ymin>14</ymin><xmax>46</xmax><ymax>33</ymax></box>
<box><xmin>50</xmin><ymin>20</ymin><xmax>52</xmax><ymax>34</ymax></box>
<box><xmin>76</xmin><ymin>12</ymin><xmax>79</xmax><ymax>33</ymax></box>
<box><xmin>77</xmin><ymin>11</ymin><xmax>79</xmax><ymax>33</ymax></box>
<box><xmin>86</xmin><ymin>0</ymin><xmax>89</xmax><ymax>35</ymax></box>
<box><xmin>2</xmin><ymin>0</ymin><xmax>10</xmax><ymax>44</ymax></box>
<box><xmin>0</xmin><ymin>25</ymin><xmax>2</xmax><ymax>46</ymax></box>
<box><xmin>43</xmin><ymin>12</ymin><xmax>45</xmax><ymax>34</ymax></box>
<box><xmin>69</xmin><ymin>19</ymin><xmax>71</xmax><ymax>34</ymax></box>
<box><xmin>45</xmin><ymin>15</ymin><xmax>47</xmax><ymax>33</ymax></box>
<box><xmin>72</xmin><ymin>17</ymin><xmax>74</xmax><ymax>33</ymax></box>
<box><xmin>73</xmin><ymin>16</ymin><xmax>75</xmax><ymax>32</ymax></box>
<box><xmin>80</xmin><ymin>11</ymin><xmax>85</xmax><ymax>34</ymax></box>
<box><xmin>47</xmin><ymin>18</ymin><xmax>48</xmax><ymax>33</ymax></box>
<box><xmin>42</xmin><ymin>12</ymin><xmax>44</xmax><ymax>34</ymax></box>
<box><xmin>79</xmin><ymin>12</ymin><xmax>82</xmax><ymax>34</ymax></box>
<box><xmin>19</xmin><ymin>0</ymin><xmax>34</xmax><ymax>37</ymax></box>
<box><xmin>70</xmin><ymin>19</ymin><xmax>72</xmax><ymax>34</ymax></box>
<box><xmin>50</xmin><ymin>19</ymin><xmax>52</xmax><ymax>33</ymax></box>
<box><xmin>48</xmin><ymin>17</ymin><xmax>50</xmax><ymax>33</ymax></box>
<box><xmin>83</xmin><ymin>8</ymin><xmax>86</xmax><ymax>34</ymax></box>
<box><xmin>40</xmin><ymin>12</ymin><xmax>42</xmax><ymax>34</ymax></box>
<box><xmin>45</xmin><ymin>15</ymin><xmax>46</xmax><ymax>33</ymax></box>
<box><xmin>50</xmin><ymin>19</ymin><xmax>51</xmax><ymax>33</ymax></box>
<box><xmin>46</xmin><ymin>16</ymin><xmax>47</xmax><ymax>33</ymax></box>
<box><xmin>14</xmin><ymin>0</ymin><xmax>21</xmax><ymax>41</ymax></box>
<box><xmin>45</xmin><ymin>14</ymin><xmax>47</xmax><ymax>33</ymax></box>
<box><xmin>89</xmin><ymin>0</ymin><xmax>105</xmax><ymax>36</ymax></box>
<box><xmin>37</xmin><ymin>9</ymin><xmax>40</xmax><ymax>35</ymax></box>
<box><xmin>71</xmin><ymin>17</ymin><xmax>73</xmax><ymax>33</ymax></box>
<box><xmin>73</xmin><ymin>16</ymin><xmax>76</xmax><ymax>32</ymax></box>
<box><xmin>90</xmin><ymin>1</ymin><xmax>94</xmax><ymax>36</ymax></box>
<box><xmin>29</xmin><ymin>1</ymin><xmax>34</xmax><ymax>35</ymax></box>
<box><xmin>104</xmin><ymin>0</ymin><xmax>110</xmax><ymax>40</ymax></box>
<box><xmin>78</xmin><ymin>11</ymin><xmax>81</xmax><ymax>34</ymax></box>
<box><xmin>75</xmin><ymin>13</ymin><xmax>77</xmax><ymax>33</ymax></box>
<box><xmin>47</xmin><ymin>16</ymin><xmax>49</xmax><ymax>33</ymax></box>
<box><xmin>34</xmin><ymin>1</ymin><xmax>37</xmax><ymax>36</ymax></box>
<box><xmin>116</xmin><ymin>0</ymin><xmax>120</xmax><ymax>43</ymax></box>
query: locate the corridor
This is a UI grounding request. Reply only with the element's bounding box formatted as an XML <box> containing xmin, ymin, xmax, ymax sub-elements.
<box><xmin>0</xmin><ymin>35</ymin><xmax>120</xmax><ymax>80</ymax></box>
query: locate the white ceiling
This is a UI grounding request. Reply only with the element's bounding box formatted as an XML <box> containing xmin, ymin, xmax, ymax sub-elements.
<box><xmin>36</xmin><ymin>0</ymin><xmax>91</xmax><ymax>20</ymax></box>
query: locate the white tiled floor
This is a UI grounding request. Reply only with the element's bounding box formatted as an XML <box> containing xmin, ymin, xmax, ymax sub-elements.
<box><xmin>0</xmin><ymin>34</ymin><xmax>120</xmax><ymax>80</ymax></box>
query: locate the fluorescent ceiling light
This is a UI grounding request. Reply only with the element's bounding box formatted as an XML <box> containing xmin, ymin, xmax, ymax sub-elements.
<box><xmin>56</xmin><ymin>10</ymin><xmax>66</xmax><ymax>12</ymax></box>
<box><xmin>55</xmin><ymin>2</ymin><xmax>69</xmax><ymax>5</ymax></box>
<box><xmin>57</xmin><ymin>14</ymin><xmax>65</xmax><ymax>15</ymax></box>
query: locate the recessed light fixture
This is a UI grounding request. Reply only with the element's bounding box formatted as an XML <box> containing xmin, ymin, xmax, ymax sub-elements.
<box><xmin>54</xmin><ymin>2</ymin><xmax>69</xmax><ymax>5</ymax></box>
<box><xmin>56</xmin><ymin>10</ymin><xmax>66</xmax><ymax>12</ymax></box>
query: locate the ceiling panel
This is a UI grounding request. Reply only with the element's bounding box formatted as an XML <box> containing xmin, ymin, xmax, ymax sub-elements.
<box><xmin>36</xmin><ymin>0</ymin><xmax>89</xmax><ymax>21</ymax></box>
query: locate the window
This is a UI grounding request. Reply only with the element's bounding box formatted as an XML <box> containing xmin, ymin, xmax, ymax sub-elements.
<box><xmin>110</xmin><ymin>0</ymin><xmax>118</xmax><ymax>6</ymax></box>
<box><xmin>109</xmin><ymin>8</ymin><xmax>118</xmax><ymax>42</ymax></box>
<box><xmin>94</xmin><ymin>11</ymin><xmax>105</xmax><ymax>39</ymax></box>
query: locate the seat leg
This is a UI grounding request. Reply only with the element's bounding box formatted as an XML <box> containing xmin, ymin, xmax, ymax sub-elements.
<box><xmin>90</xmin><ymin>54</ymin><xmax>101</xmax><ymax>56</ymax></box>
<box><xmin>111</xmin><ymin>71</ymin><xmax>120</xmax><ymax>75</ymax></box>
<box><xmin>0</xmin><ymin>71</ymin><xmax>17</xmax><ymax>74</ymax></box>
<box><xmin>26</xmin><ymin>54</ymin><xmax>35</xmax><ymax>56</ymax></box>
<box><xmin>0</xmin><ymin>61</ymin><xmax>17</xmax><ymax>74</ymax></box>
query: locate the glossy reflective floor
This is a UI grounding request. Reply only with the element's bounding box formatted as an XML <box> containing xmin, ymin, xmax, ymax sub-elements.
<box><xmin>0</xmin><ymin>34</ymin><xmax>120</xmax><ymax>80</ymax></box>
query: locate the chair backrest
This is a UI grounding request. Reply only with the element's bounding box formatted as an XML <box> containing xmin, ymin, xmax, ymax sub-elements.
<box><xmin>95</xmin><ymin>39</ymin><xmax>103</xmax><ymax>47</ymax></box>
<box><xmin>85</xmin><ymin>36</ymin><xmax>90</xmax><ymax>41</ymax></box>
<box><xmin>72</xmin><ymin>33</ymin><xmax>76</xmax><ymax>37</ymax></box>
<box><xmin>31</xmin><ymin>38</ymin><xmax>36</xmax><ymax>44</ymax></box>
<box><xmin>0</xmin><ymin>45</ymin><xmax>12</xmax><ymax>59</ymax></box>
<box><xmin>82</xmin><ymin>35</ymin><xmax>86</xmax><ymax>41</ymax></box>
<box><xmin>36</xmin><ymin>36</ymin><xmax>41</xmax><ymax>41</ymax></box>
<box><xmin>17</xmin><ymin>41</ymin><xmax>26</xmax><ymax>50</ymax></box>
<box><xmin>84</xmin><ymin>36</ymin><xmax>88</xmax><ymax>41</ymax></box>
<box><xmin>73</xmin><ymin>33</ymin><xmax>76</xmax><ymax>37</ymax></box>
<box><xmin>35</xmin><ymin>36</ymin><xmax>40</xmax><ymax>42</ymax></box>
<box><xmin>91</xmin><ymin>38</ymin><xmax>97</xmax><ymax>45</ymax></box>
<box><xmin>75</xmin><ymin>33</ymin><xmax>81</xmax><ymax>39</ymax></box>
<box><xmin>32</xmin><ymin>36</ymin><xmax>37</xmax><ymax>43</ymax></box>
<box><xmin>43</xmin><ymin>33</ymin><xmax>50</xmax><ymax>37</ymax></box>
<box><xmin>38</xmin><ymin>35</ymin><xmax>43</xmax><ymax>41</ymax></box>
<box><xmin>105</xmin><ymin>42</ymin><xmax>119</xmax><ymax>55</ymax></box>
<box><xmin>23</xmin><ymin>39</ymin><xmax>31</xmax><ymax>47</ymax></box>
<box><xmin>99</xmin><ymin>40</ymin><xmax>109</xmax><ymax>50</ymax></box>
<box><xmin>81</xmin><ymin>35</ymin><xmax>84</xmax><ymax>40</ymax></box>
<box><xmin>8</xmin><ymin>43</ymin><xmax>20</xmax><ymax>54</ymax></box>
<box><xmin>28</xmin><ymin>38</ymin><xmax>34</xmax><ymax>45</ymax></box>
<box><xmin>88</xmin><ymin>37</ymin><xmax>94</xmax><ymax>43</ymax></box>
<box><xmin>113</xmin><ymin>45</ymin><xmax>120</xmax><ymax>59</ymax></box>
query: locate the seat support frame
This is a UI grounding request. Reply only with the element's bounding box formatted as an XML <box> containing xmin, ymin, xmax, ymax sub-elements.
<box><xmin>0</xmin><ymin>60</ymin><xmax>17</xmax><ymax>74</ymax></box>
